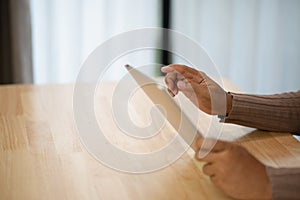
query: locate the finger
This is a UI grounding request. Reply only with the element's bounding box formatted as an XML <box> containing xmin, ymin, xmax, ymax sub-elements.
<box><xmin>177</xmin><ymin>79</ymin><xmax>194</xmax><ymax>96</ymax></box>
<box><xmin>165</xmin><ymin>70</ymin><xmax>187</xmax><ymax>96</ymax></box>
<box><xmin>197</xmin><ymin>137</ymin><xmax>232</xmax><ymax>153</ymax></box>
<box><xmin>165</xmin><ymin>72</ymin><xmax>179</xmax><ymax>95</ymax></box>
<box><xmin>163</xmin><ymin>65</ymin><xmax>204</xmax><ymax>103</ymax></box>
<box><xmin>177</xmin><ymin>80</ymin><xmax>187</xmax><ymax>91</ymax></box>
<box><xmin>168</xmin><ymin>64</ymin><xmax>206</xmax><ymax>83</ymax></box>
<box><xmin>195</xmin><ymin>149</ymin><xmax>219</xmax><ymax>163</ymax></box>
<box><xmin>167</xmin><ymin>64</ymin><xmax>193</xmax><ymax>74</ymax></box>
<box><xmin>210</xmin><ymin>175</ymin><xmax>218</xmax><ymax>184</ymax></box>
<box><xmin>161</xmin><ymin>66</ymin><xmax>174</xmax><ymax>73</ymax></box>
<box><xmin>177</xmin><ymin>80</ymin><xmax>200</xmax><ymax>107</ymax></box>
<box><xmin>161</xmin><ymin>66</ymin><xmax>194</xmax><ymax>85</ymax></box>
<box><xmin>202</xmin><ymin>163</ymin><xmax>217</xmax><ymax>177</ymax></box>
<box><xmin>167</xmin><ymin>88</ymin><xmax>175</xmax><ymax>97</ymax></box>
<box><xmin>162</xmin><ymin>65</ymin><xmax>194</xmax><ymax>80</ymax></box>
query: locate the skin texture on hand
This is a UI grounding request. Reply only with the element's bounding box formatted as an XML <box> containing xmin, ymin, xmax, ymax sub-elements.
<box><xmin>161</xmin><ymin>64</ymin><xmax>232</xmax><ymax>115</ymax></box>
<box><xmin>162</xmin><ymin>64</ymin><xmax>271</xmax><ymax>199</ymax></box>
<box><xmin>196</xmin><ymin>138</ymin><xmax>272</xmax><ymax>200</ymax></box>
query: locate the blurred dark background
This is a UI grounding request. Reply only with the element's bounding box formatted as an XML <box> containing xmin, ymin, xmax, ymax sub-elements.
<box><xmin>1</xmin><ymin>0</ymin><xmax>300</xmax><ymax>94</ymax></box>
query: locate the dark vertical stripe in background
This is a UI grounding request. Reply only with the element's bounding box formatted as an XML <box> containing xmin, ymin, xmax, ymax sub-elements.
<box><xmin>0</xmin><ymin>0</ymin><xmax>13</xmax><ymax>83</ymax></box>
<box><xmin>0</xmin><ymin>0</ymin><xmax>33</xmax><ymax>84</ymax></box>
<box><xmin>160</xmin><ymin>0</ymin><xmax>172</xmax><ymax>71</ymax></box>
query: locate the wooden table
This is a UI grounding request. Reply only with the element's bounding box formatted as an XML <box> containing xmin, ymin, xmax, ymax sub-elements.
<box><xmin>0</xmin><ymin>82</ymin><xmax>300</xmax><ymax>200</ymax></box>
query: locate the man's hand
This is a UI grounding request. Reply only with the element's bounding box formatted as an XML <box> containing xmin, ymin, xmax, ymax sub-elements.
<box><xmin>161</xmin><ymin>64</ymin><xmax>232</xmax><ymax>115</ymax></box>
<box><xmin>196</xmin><ymin>138</ymin><xmax>272</xmax><ymax>199</ymax></box>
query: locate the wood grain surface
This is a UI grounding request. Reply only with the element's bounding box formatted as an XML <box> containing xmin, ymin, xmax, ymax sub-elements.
<box><xmin>0</xmin><ymin>82</ymin><xmax>299</xmax><ymax>200</ymax></box>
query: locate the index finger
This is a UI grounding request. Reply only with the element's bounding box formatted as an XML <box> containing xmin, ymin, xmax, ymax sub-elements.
<box><xmin>195</xmin><ymin>149</ymin><xmax>219</xmax><ymax>163</ymax></box>
<box><xmin>161</xmin><ymin>66</ymin><xmax>175</xmax><ymax>73</ymax></box>
<box><xmin>165</xmin><ymin>71</ymin><xmax>179</xmax><ymax>96</ymax></box>
<box><xmin>162</xmin><ymin>65</ymin><xmax>206</xmax><ymax>84</ymax></box>
<box><xmin>196</xmin><ymin>137</ymin><xmax>232</xmax><ymax>158</ymax></box>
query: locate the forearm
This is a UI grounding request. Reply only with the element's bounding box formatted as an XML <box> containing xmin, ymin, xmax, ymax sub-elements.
<box><xmin>224</xmin><ymin>91</ymin><xmax>300</xmax><ymax>134</ymax></box>
<box><xmin>266</xmin><ymin>166</ymin><xmax>300</xmax><ymax>199</ymax></box>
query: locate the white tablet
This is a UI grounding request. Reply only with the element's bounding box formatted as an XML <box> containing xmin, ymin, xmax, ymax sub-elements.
<box><xmin>125</xmin><ymin>64</ymin><xmax>201</xmax><ymax>150</ymax></box>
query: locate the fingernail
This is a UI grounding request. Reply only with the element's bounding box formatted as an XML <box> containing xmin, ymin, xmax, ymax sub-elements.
<box><xmin>161</xmin><ymin>66</ymin><xmax>168</xmax><ymax>71</ymax></box>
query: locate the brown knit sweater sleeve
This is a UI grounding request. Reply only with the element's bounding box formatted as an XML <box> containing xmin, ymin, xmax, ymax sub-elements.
<box><xmin>266</xmin><ymin>167</ymin><xmax>300</xmax><ymax>200</ymax></box>
<box><xmin>224</xmin><ymin>90</ymin><xmax>300</xmax><ymax>134</ymax></box>
<box><xmin>224</xmin><ymin>90</ymin><xmax>300</xmax><ymax>199</ymax></box>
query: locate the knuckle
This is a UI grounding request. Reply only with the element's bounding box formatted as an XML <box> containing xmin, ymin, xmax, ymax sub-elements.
<box><xmin>212</xmin><ymin>177</ymin><xmax>222</xmax><ymax>187</ymax></box>
<box><xmin>202</xmin><ymin>165</ymin><xmax>209</xmax><ymax>174</ymax></box>
<box><xmin>165</xmin><ymin>76</ymin><xmax>174</xmax><ymax>84</ymax></box>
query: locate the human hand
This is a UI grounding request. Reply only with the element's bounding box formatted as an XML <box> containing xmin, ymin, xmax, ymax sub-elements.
<box><xmin>161</xmin><ymin>64</ymin><xmax>232</xmax><ymax>115</ymax></box>
<box><xmin>195</xmin><ymin>138</ymin><xmax>272</xmax><ymax>199</ymax></box>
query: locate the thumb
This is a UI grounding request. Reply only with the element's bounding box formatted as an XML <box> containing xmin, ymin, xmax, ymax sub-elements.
<box><xmin>197</xmin><ymin>137</ymin><xmax>233</xmax><ymax>158</ymax></box>
<box><xmin>177</xmin><ymin>80</ymin><xmax>199</xmax><ymax>106</ymax></box>
<box><xmin>177</xmin><ymin>80</ymin><xmax>193</xmax><ymax>96</ymax></box>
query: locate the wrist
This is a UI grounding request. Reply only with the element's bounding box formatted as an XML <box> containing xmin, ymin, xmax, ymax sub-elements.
<box><xmin>226</xmin><ymin>92</ymin><xmax>232</xmax><ymax>115</ymax></box>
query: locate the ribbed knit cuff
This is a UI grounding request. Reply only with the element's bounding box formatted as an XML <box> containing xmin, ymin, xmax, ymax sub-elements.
<box><xmin>224</xmin><ymin>92</ymin><xmax>300</xmax><ymax>133</ymax></box>
<box><xmin>266</xmin><ymin>166</ymin><xmax>300</xmax><ymax>199</ymax></box>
